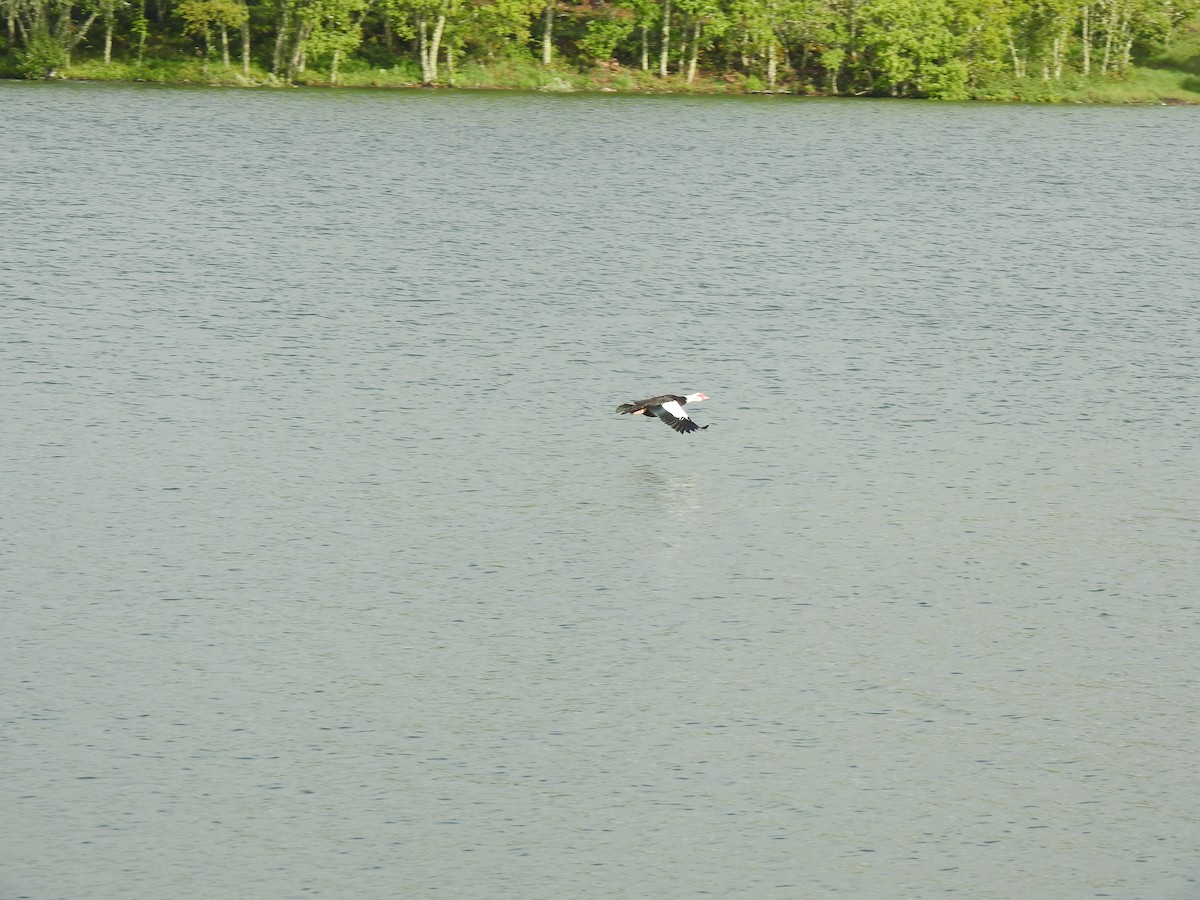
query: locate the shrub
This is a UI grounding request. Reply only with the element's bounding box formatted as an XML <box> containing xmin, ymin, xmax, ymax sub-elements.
<box><xmin>17</xmin><ymin>33</ymin><xmax>67</xmax><ymax>79</ymax></box>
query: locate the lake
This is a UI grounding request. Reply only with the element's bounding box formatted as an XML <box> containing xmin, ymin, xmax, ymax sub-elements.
<box><xmin>2</xmin><ymin>81</ymin><xmax>1198</xmax><ymax>899</ymax></box>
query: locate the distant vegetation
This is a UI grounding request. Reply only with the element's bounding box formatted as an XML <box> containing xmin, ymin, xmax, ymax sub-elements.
<box><xmin>3</xmin><ymin>0</ymin><xmax>1200</xmax><ymax>101</ymax></box>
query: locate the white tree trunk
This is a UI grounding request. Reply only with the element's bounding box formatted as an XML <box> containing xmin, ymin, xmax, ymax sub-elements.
<box><xmin>685</xmin><ymin>20</ymin><xmax>700</xmax><ymax>83</ymax></box>
<box><xmin>418</xmin><ymin>14</ymin><xmax>447</xmax><ymax>84</ymax></box>
<box><xmin>418</xmin><ymin>19</ymin><xmax>430</xmax><ymax>82</ymax></box>
<box><xmin>1081</xmin><ymin>4</ymin><xmax>1090</xmax><ymax>75</ymax></box>
<box><xmin>1118</xmin><ymin>7</ymin><xmax>1132</xmax><ymax>73</ymax></box>
<box><xmin>658</xmin><ymin>0</ymin><xmax>670</xmax><ymax>77</ymax></box>
<box><xmin>272</xmin><ymin>10</ymin><xmax>290</xmax><ymax>74</ymax></box>
<box><xmin>429</xmin><ymin>14</ymin><xmax>445</xmax><ymax>83</ymax></box>
<box><xmin>287</xmin><ymin>23</ymin><xmax>308</xmax><ymax>78</ymax></box>
<box><xmin>1008</xmin><ymin>40</ymin><xmax>1023</xmax><ymax>78</ymax></box>
<box><xmin>63</xmin><ymin>10</ymin><xmax>100</xmax><ymax>66</ymax></box>
<box><xmin>241</xmin><ymin>18</ymin><xmax>250</xmax><ymax>76</ymax></box>
<box><xmin>1101</xmin><ymin>0</ymin><xmax>1117</xmax><ymax>74</ymax></box>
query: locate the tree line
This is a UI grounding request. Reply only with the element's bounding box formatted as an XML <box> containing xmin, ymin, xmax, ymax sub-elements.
<box><xmin>3</xmin><ymin>0</ymin><xmax>1197</xmax><ymax>97</ymax></box>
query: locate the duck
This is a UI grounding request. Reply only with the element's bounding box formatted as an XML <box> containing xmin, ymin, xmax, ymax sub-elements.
<box><xmin>616</xmin><ymin>393</ymin><xmax>710</xmax><ymax>434</ymax></box>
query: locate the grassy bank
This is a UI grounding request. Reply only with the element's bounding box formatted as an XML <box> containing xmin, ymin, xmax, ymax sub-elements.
<box><xmin>0</xmin><ymin>54</ymin><xmax>771</xmax><ymax>95</ymax></box>
<box><xmin>974</xmin><ymin>30</ymin><xmax>1200</xmax><ymax>104</ymax></box>
<box><xmin>4</xmin><ymin>41</ymin><xmax>1200</xmax><ymax>103</ymax></box>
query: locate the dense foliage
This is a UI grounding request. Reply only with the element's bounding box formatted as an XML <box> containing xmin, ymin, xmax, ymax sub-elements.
<box><xmin>2</xmin><ymin>0</ymin><xmax>1197</xmax><ymax>96</ymax></box>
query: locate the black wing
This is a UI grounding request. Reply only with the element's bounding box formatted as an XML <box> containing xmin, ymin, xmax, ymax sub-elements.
<box><xmin>655</xmin><ymin>399</ymin><xmax>706</xmax><ymax>434</ymax></box>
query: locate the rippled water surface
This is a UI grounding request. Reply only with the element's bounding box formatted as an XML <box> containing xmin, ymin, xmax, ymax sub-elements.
<box><xmin>3</xmin><ymin>81</ymin><xmax>1199</xmax><ymax>899</ymax></box>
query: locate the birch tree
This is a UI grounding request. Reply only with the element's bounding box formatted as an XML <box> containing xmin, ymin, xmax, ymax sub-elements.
<box><xmin>675</xmin><ymin>0</ymin><xmax>726</xmax><ymax>80</ymax></box>
<box><xmin>177</xmin><ymin>0</ymin><xmax>249</xmax><ymax>68</ymax></box>
<box><xmin>4</xmin><ymin>0</ymin><xmax>1197</xmax><ymax>92</ymax></box>
<box><xmin>725</xmin><ymin>0</ymin><xmax>837</xmax><ymax>90</ymax></box>
<box><xmin>540</xmin><ymin>0</ymin><xmax>553</xmax><ymax>63</ymax></box>
<box><xmin>4</xmin><ymin>0</ymin><xmax>100</xmax><ymax>72</ymax></box>
<box><xmin>1005</xmin><ymin>0</ymin><xmax>1077</xmax><ymax>80</ymax></box>
<box><xmin>382</xmin><ymin>0</ymin><xmax>459</xmax><ymax>83</ymax></box>
<box><xmin>97</xmin><ymin>0</ymin><xmax>127</xmax><ymax>63</ymax></box>
<box><xmin>297</xmin><ymin>0</ymin><xmax>369</xmax><ymax>82</ymax></box>
<box><xmin>658</xmin><ymin>0</ymin><xmax>670</xmax><ymax>74</ymax></box>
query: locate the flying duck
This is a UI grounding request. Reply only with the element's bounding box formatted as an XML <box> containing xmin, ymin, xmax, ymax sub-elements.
<box><xmin>616</xmin><ymin>393</ymin><xmax>710</xmax><ymax>434</ymax></box>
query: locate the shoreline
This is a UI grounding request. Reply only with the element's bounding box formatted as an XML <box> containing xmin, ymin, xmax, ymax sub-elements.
<box><xmin>5</xmin><ymin>56</ymin><xmax>1200</xmax><ymax>106</ymax></box>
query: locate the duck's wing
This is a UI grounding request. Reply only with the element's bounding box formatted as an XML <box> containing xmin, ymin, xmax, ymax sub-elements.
<box><xmin>617</xmin><ymin>395</ymin><xmax>689</xmax><ymax>415</ymax></box>
<box><xmin>655</xmin><ymin>399</ymin><xmax>703</xmax><ymax>433</ymax></box>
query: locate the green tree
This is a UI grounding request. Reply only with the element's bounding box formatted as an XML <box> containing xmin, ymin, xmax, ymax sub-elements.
<box><xmin>578</xmin><ymin>5</ymin><xmax>636</xmax><ymax>62</ymax></box>
<box><xmin>725</xmin><ymin>0</ymin><xmax>838</xmax><ymax>91</ymax></box>
<box><xmin>950</xmin><ymin>0</ymin><xmax>1007</xmax><ymax>85</ymax></box>
<box><xmin>178</xmin><ymin>0</ymin><xmax>249</xmax><ymax>68</ymax></box>
<box><xmin>297</xmin><ymin>0</ymin><xmax>369</xmax><ymax>82</ymax></box>
<box><xmin>3</xmin><ymin>0</ymin><xmax>101</xmax><ymax>72</ymax></box>
<box><xmin>858</xmin><ymin>0</ymin><xmax>969</xmax><ymax>97</ymax></box>
<box><xmin>95</xmin><ymin>0</ymin><xmax>128</xmax><ymax>63</ymax></box>
<box><xmin>575</xmin><ymin>0</ymin><xmax>658</xmax><ymax>69</ymax></box>
<box><xmin>1005</xmin><ymin>0</ymin><xmax>1077</xmax><ymax>79</ymax></box>
<box><xmin>675</xmin><ymin>0</ymin><xmax>726</xmax><ymax>81</ymax></box>
<box><xmin>380</xmin><ymin>0</ymin><xmax>460</xmax><ymax>83</ymax></box>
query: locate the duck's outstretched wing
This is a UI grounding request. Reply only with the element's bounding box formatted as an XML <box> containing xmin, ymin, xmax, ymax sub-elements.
<box><xmin>655</xmin><ymin>400</ymin><xmax>706</xmax><ymax>434</ymax></box>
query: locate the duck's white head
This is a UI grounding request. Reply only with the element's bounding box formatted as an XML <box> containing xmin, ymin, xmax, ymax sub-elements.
<box><xmin>686</xmin><ymin>392</ymin><xmax>710</xmax><ymax>404</ymax></box>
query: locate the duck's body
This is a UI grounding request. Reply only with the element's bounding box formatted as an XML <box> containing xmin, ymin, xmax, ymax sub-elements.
<box><xmin>616</xmin><ymin>392</ymin><xmax>710</xmax><ymax>434</ymax></box>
